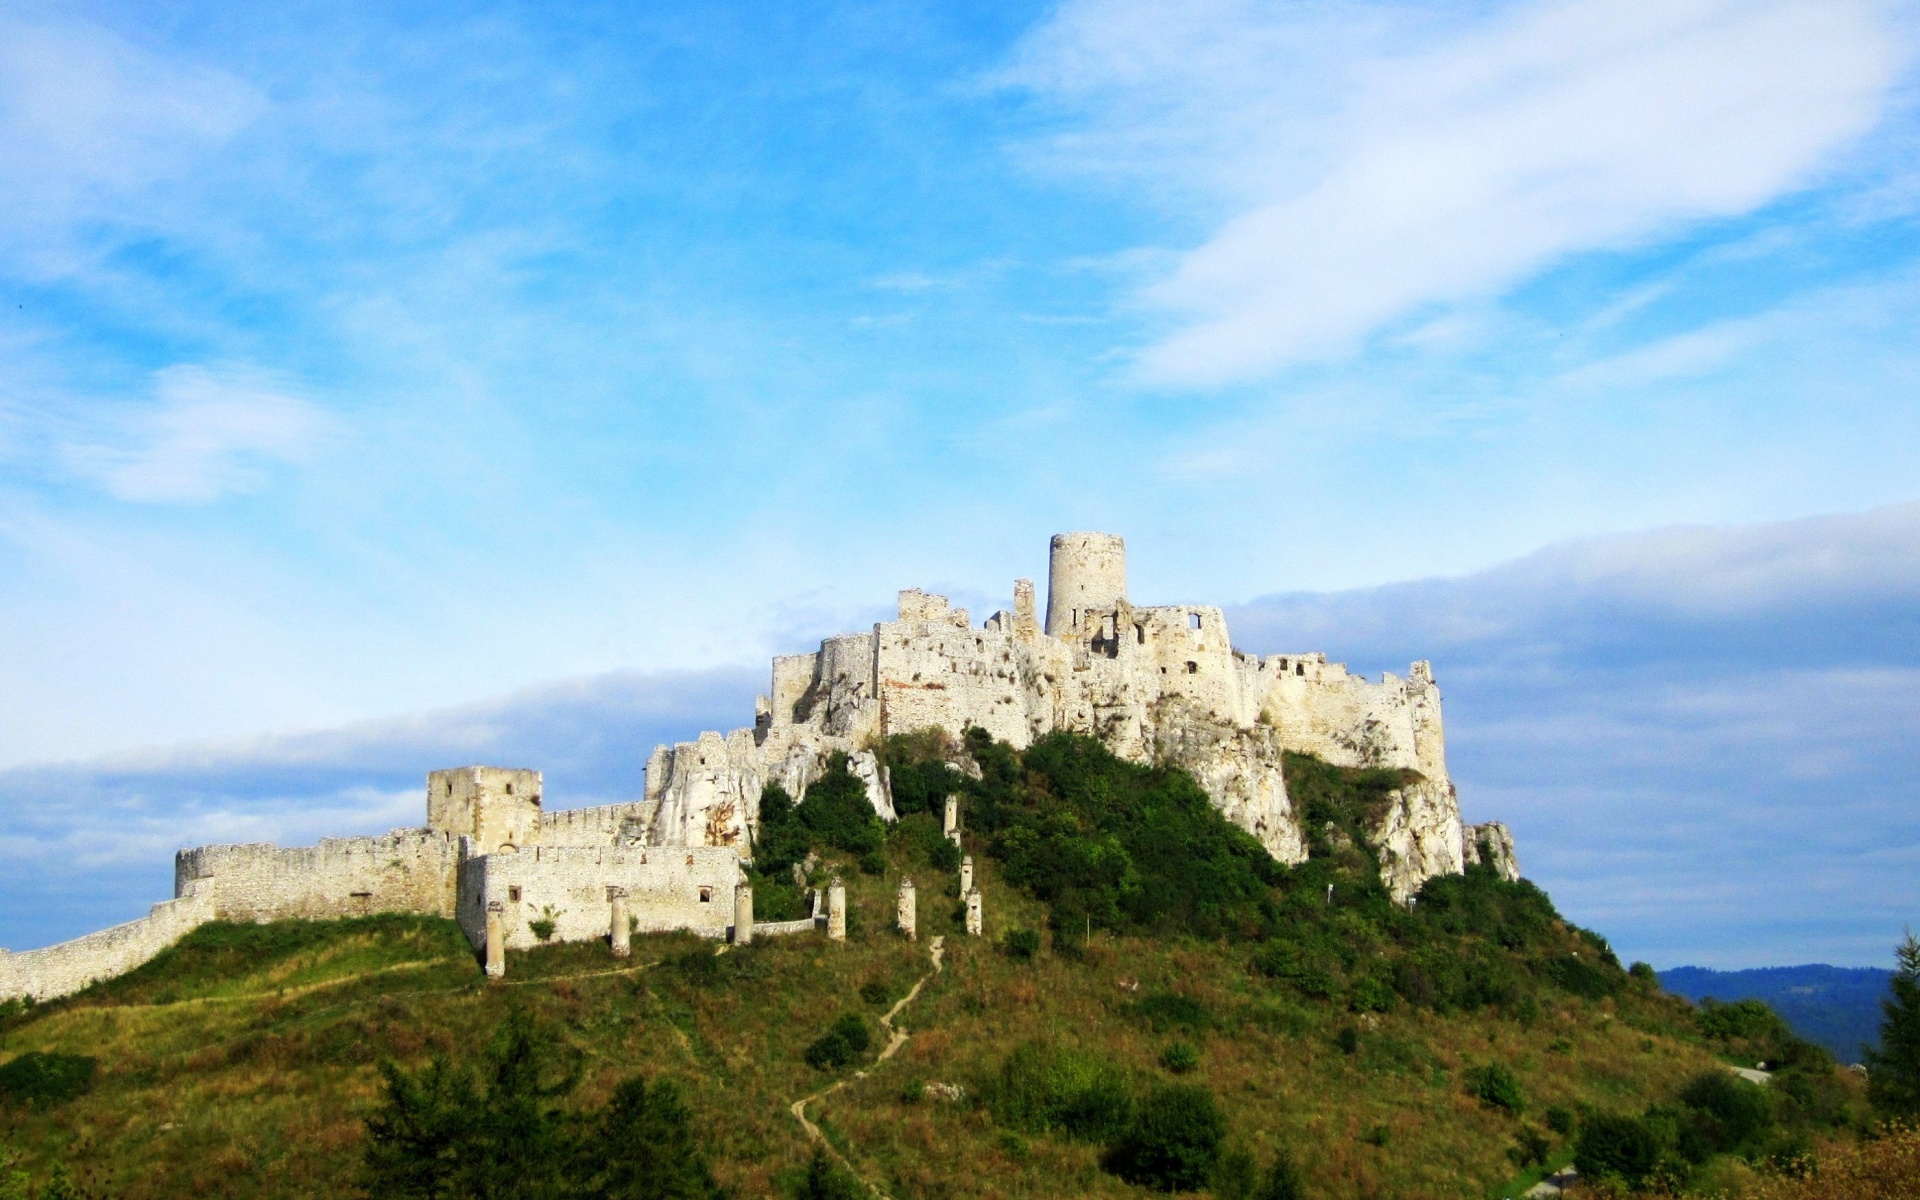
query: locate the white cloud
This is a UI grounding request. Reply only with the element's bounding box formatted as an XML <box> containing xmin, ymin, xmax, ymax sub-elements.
<box><xmin>61</xmin><ymin>365</ymin><xmax>334</xmax><ymax>504</ymax></box>
<box><xmin>0</xmin><ymin>16</ymin><xmax>263</xmax><ymax>233</ymax></box>
<box><xmin>1007</xmin><ymin>0</ymin><xmax>1907</xmax><ymax>385</ymax></box>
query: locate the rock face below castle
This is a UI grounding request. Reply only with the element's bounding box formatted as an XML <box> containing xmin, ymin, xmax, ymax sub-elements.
<box><xmin>643</xmin><ymin>531</ymin><xmax>1516</xmax><ymax>903</ymax></box>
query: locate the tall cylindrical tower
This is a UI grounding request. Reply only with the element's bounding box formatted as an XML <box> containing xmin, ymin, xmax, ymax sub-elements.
<box><xmin>1045</xmin><ymin>532</ymin><xmax>1128</xmax><ymax>635</ymax></box>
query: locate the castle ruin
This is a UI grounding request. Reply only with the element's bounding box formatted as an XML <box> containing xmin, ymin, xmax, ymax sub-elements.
<box><xmin>0</xmin><ymin>533</ymin><xmax>1517</xmax><ymax>1002</ymax></box>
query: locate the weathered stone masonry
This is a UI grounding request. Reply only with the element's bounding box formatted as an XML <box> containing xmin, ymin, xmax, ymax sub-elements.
<box><xmin>0</xmin><ymin>531</ymin><xmax>1518</xmax><ymax>1002</ymax></box>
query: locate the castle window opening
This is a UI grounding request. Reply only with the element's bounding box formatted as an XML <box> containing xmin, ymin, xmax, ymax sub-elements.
<box><xmin>1186</xmin><ymin>661</ymin><xmax>1198</xmax><ymax>674</ymax></box>
<box><xmin>1136</xmin><ymin>624</ymin><xmax>1146</xmax><ymax>644</ymax></box>
<box><xmin>1189</xmin><ymin>613</ymin><xmax>1201</xmax><ymax>630</ymax></box>
<box><xmin>508</xmin><ymin>887</ymin><xmax>522</xmax><ymax>903</ymax></box>
<box><xmin>699</xmin><ymin>887</ymin><xmax>713</xmax><ymax>903</ymax></box>
<box><xmin>505</xmin><ymin>783</ymin><xmax>513</xmax><ymax>795</ymax></box>
<box><xmin>1296</xmin><ymin>663</ymin><xmax>1305</xmax><ymax>676</ymax></box>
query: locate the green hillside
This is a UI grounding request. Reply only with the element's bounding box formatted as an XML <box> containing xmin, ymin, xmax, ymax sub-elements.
<box><xmin>0</xmin><ymin>735</ymin><xmax>1870</xmax><ymax>1199</ymax></box>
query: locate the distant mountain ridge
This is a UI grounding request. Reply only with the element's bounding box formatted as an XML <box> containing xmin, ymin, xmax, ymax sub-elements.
<box><xmin>1659</xmin><ymin>964</ymin><xmax>1892</xmax><ymax>1063</ymax></box>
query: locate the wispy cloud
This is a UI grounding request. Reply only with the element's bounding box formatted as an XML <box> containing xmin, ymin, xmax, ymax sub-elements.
<box><xmin>0</xmin><ymin>15</ymin><xmax>263</xmax><ymax>264</ymax></box>
<box><xmin>1006</xmin><ymin>0</ymin><xmax>1909</xmax><ymax>385</ymax></box>
<box><xmin>60</xmin><ymin>365</ymin><xmax>333</xmax><ymax>504</ymax></box>
<box><xmin>1227</xmin><ymin>502</ymin><xmax>1920</xmax><ymax>967</ymax></box>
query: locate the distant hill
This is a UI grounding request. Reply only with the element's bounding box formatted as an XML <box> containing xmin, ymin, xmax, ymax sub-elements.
<box><xmin>1659</xmin><ymin>965</ymin><xmax>1892</xmax><ymax>1063</ymax></box>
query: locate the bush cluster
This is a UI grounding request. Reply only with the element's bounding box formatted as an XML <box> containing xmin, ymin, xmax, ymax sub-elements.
<box><xmin>754</xmin><ymin>753</ymin><xmax>887</xmax><ymax>878</ymax></box>
<box><xmin>878</xmin><ymin>728</ymin><xmax>1629</xmax><ymax>1017</ymax></box>
<box><xmin>803</xmin><ymin>1013</ymin><xmax>872</xmax><ymax>1071</ymax></box>
<box><xmin>0</xmin><ymin>1052</ymin><xmax>96</xmax><ymax>1110</ymax></box>
<box><xmin>362</xmin><ymin>1008</ymin><xmax>723</xmax><ymax>1200</ymax></box>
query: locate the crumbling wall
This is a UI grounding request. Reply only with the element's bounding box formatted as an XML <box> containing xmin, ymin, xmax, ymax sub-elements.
<box><xmin>0</xmin><ymin>887</ymin><xmax>214</xmax><ymax>1002</ymax></box>
<box><xmin>175</xmin><ymin>829</ymin><xmax>464</xmax><ymax>922</ymax></box>
<box><xmin>535</xmin><ymin>801</ymin><xmax>654</xmax><ymax>847</ymax></box>
<box><xmin>457</xmin><ymin>846</ymin><xmax>740</xmax><ymax>951</ymax></box>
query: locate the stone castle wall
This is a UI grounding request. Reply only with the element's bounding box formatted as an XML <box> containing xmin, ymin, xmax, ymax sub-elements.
<box><xmin>0</xmin><ymin>887</ymin><xmax>214</xmax><ymax>1002</ymax></box>
<box><xmin>457</xmin><ymin>845</ymin><xmax>739</xmax><ymax>951</ymax></box>
<box><xmin>642</xmin><ymin>532</ymin><xmax>1501</xmax><ymax>905</ymax></box>
<box><xmin>175</xmin><ymin>829</ymin><xmax>467</xmax><ymax>922</ymax></box>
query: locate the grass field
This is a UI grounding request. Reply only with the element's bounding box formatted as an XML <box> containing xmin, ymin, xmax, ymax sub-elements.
<box><xmin>0</xmin><ymin>839</ymin><xmax>1753</xmax><ymax>1200</ymax></box>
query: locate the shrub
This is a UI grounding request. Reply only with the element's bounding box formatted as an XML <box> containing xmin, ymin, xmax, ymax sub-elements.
<box><xmin>799</xmin><ymin>755</ymin><xmax>886</xmax><ymax>861</ymax></box>
<box><xmin>1348</xmin><ymin>973</ymin><xmax>1395</xmax><ymax>1013</ymax></box>
<box><xmin>1465</xmin><ymin>1063</ymin><xmax>1525</xmax><ymax>1114</ymax></box>
<box><xmin>928</xmin><ymin>837</ymin><xmax>962</xmax><ymax>872</ymax></box>
<box><xmin>1255</xmin><ymin>1152</ymin><xmax>1305</xmax><ymax>1200</ymax></box>
<box><xmin>1160</xmin><ymin>1042</ymin><xmax>1200</xmax><ymax>1073</ymax></box>
<box><xmin>1133</xmin><ymin>992</ymin><xmax>1210</xmax><ymax>1034</ymax></box>
<box><xmin>1546</xmin><ymin>1105</ymin><xmax>1576</xmax><ymax>1135</ymax></box>
<box><xmin>1697</xmin><ymin>997</ymin><xmax>1792</xmax><ymax>1046</ymax></box>
<box><xmin>1575</xmin><ymin>1113</ymin><xmax>1663</xmax><ymax>1185</ymax></box>
<box><xmin>0</xmin><ymin>1052</ymin><xmax>96</xmax><ymax>1109</ymax></box>
<box><xmin>1334</xmin><ymin>1027</ymin><xmax>1359</xmax><ymax>1056</ymax></box>
<box><xmin>364</xmin><ymin>1008</ymin><xmax>724</xmax><ymax>1199</ymax></box>
<box><xmin>1104</xmin><ymin>1084</ymin><xmax>1226</xmax><ymax>1192</ymax></box>
<box><xmin>530</xmin><ymin>906</ymin><xmax>559</xmax><ymax>942</ymax></box>
<box><xmin>1678</xmin><ymin>1070</ymin><xmax>1775</xmax><ymax>1154</ymax></box>
<box><xmin>986</xmin><ymin>1043</ymin><xmax>1132</xmax><ymax>1143</ymax></box>
<box><xmin>1004</xmin><ymin>929</ymin><xmax>1041</xmax><ymax>961</ymax></box>
<box><xmin>1545</xmin><ymin>954</ymin><xmax>1616</xmax><ymax>999</ymax></box>
<box><xmin>1252</xmin><ymin>943</ymin><xmax>1338</xmax><ymax>1000</ymax></box>
<box><xmin>804</xmin><ymin>1013</ymin><xmax>872</xmax><ymax>1070</ymax></box>
<box><xmin>972</xmin><ymin>731</ymin><xmax>1279</xmax><ymax>938</ymax></box>
<box><xmin>794</xmin><ymin>1148</ymin><xmax>864</xmax><ymax>1200</ymax></box>
<box><xmin>859</xmin><ymin>978</ymin><xmax>893</xmax><ymax>1007</ymax></box>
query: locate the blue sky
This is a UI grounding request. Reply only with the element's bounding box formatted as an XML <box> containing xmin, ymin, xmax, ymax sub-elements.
<box><xmin>2</xmin><ymin>0</ymin><xmax>1918</xmax><ymax>968</ymax></box>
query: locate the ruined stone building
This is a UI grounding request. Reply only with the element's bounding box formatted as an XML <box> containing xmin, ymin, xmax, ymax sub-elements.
<box><xmin>0</xmin><ymin>532</ymin><xmax>1517</xmax><ymax>1002</ymax></box>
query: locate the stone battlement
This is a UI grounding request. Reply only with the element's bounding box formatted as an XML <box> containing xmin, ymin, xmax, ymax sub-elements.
<box><xmin>1</xmin><ymin>532</ymin><xmax>1516</xmax><ymax>1002</ymax></box>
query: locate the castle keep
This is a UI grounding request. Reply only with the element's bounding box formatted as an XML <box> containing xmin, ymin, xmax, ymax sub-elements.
<box><xmin>0</xmin><ymin>533</ymin><xmax>1517</xmax><ymax>1002</ymax></box>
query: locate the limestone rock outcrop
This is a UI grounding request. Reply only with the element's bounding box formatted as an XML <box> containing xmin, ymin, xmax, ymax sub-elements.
<box><xmin>1462</xmin><ymin>821</ymin><xmax>1522</xmax><ymax>883</ymax></box>
<box><xmin>641</xmin><ymin>532</ymin><xmax>1514</xmax><ymax>902</ymax></box>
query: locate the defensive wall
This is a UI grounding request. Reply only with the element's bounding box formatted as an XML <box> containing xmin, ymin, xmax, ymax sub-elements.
<box><xmin>456</xmin><ymin>845</ymin><xmax>741</xmax><ymax>952</ymax></box>
<box><xmin>0</xmin><ymin>888</ymin><xmax>212</xmax><ymax>1003</ymax></box>
<box><xmin>2</xmin><ymin>530</ymin><xmax>1518</xmax><ymax>1001</ymax></box>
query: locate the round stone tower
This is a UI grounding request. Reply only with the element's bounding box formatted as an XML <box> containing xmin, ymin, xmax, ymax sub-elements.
<box><xmin>1045</xmin><ymin>532</ymin><xmax>1128</xmax><ymax>636</ymax></box>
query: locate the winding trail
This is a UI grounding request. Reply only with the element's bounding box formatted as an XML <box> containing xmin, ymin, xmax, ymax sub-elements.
<box><xmin>789</xmin><ymin>936</ymin><xmax>945</xmax><ymax>1199</ymax></box>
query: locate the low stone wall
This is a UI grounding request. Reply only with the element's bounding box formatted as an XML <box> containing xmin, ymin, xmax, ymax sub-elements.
<box><xmin>175</xmin><ymin>829</ymin><xmax>464</xmax><ymax>922</ymax></box>
<box><xmin>0</xmin><ymin>886</ymin><xmax>214</xmax><ymax>1002</ymax></box>
<box><xmin>458</xmin><ymin>845</ymin><xmax>741</xmax><ymax>952</ymax></box>
<box><xmin>753</xmin><ymin>917</ymin><xmax>821</xmax><ymax>937</ymax></box>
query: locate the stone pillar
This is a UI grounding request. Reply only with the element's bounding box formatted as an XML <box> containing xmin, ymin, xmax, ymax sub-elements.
<box><xmin>609</xmin><ymin>888</ymin><xmax>630</xmax><ymax>958</ymax></box>
<box><xmin>964</xmin><ymin>888</ymin><xmax>983</xmax><ymax>937</ymax></box>
<box><xmin>959</xmin><ymin>854</ymin><xmax>973</xmax><ymax>896</ymax></box>
<box><xmin>943</xmin><ymin>795</ymin><xmax>960</xmax><ymax>843</ymax></box>
<box><xmin>896</xmin><ymin>878</ymin><xmax>916</xmax><ymax>941</ymax></box>
<box><xmin>485</xmin><ymin>901</ymin><xmax>506</xmax><ymax>978</ymax></box>
<box><xmin>734</xmin><ymin>881</ymin><xmax>755</xmax><ymax>946</ymax></box>
<box><xmin>827</xmin><ymin>879</ymin><xmax>847</xmax><ymax>942</ymax></box>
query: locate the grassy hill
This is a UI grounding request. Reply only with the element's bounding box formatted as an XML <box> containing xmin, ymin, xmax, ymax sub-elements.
<box><xmin>0</xmin><ymin>736</ymin><xmax>1871</xmax><ymax>1199</ymax></box>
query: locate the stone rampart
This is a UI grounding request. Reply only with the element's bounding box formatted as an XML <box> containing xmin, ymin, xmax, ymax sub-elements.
<box><xmin>0</xmin><ymin>886</ymin><xmax>214</xmax><ymax>1002</ymax></box>
<box><xmin>175</xmin><ymin>828</ymin><xmax>464</xmax><ymax>922</ymax></box>
<box><xmin>457</xmin><ymin>845</ymin><xmax>740</xmax><ymax>952</ymax></box>
<box><xmin>535</xmin><ymin>802</ymin><xmax>655</xmax><ymax>847</ymax></box>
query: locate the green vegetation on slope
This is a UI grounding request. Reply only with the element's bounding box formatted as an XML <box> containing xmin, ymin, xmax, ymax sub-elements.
<box><xmin>0</xmin><ymin>732</ymin><xmax>1881</xmax><ymax>1200</ymax></box>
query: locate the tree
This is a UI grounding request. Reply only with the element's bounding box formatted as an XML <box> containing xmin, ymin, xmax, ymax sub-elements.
<box><xmin>583</xmin><ymin>1077</ymin><xmax>726</xmax><ymax>1200</ymax></box>
<box><xmin>1103</xmin><ymin>1084</ymin><xmax>1226</xmax><ymax>1192</ymax></box>
<box><xmin>364</xmin><ymin>1010</ymin><xmax>723</xmax><ymax>1200</ymax></box>
<box><xmin>1867</xmin><ymin>929</ymin><xmax>1920</xmax><ymax>1116</ymax></box>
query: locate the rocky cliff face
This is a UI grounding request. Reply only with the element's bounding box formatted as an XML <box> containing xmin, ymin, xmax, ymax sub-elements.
<box><xmin>642</xmin><ymin>535</ymin><xmax>1514</xmax><ymax>902</ymax></box>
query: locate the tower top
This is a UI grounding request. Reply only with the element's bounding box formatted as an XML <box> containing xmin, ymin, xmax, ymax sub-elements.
<box><xmin>1045</xmin><ymin>532</ymin><xmax>1127</xmax><ymax>636</ymax></box>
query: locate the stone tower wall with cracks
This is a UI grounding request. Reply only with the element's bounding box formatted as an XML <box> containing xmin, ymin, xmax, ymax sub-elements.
<box><xmin>1046</xmin><ymin>531</ymin><xmax>1128</xmax><ymax>636</ymax></box>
